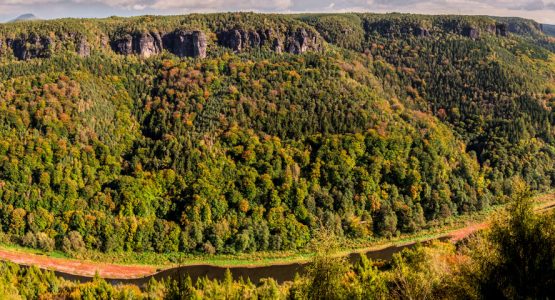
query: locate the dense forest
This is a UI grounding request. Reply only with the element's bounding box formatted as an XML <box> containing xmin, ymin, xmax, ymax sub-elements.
<box><xmin>0</xmin><ymin>13</ymin><xmax>553</xmax><ymax>256</ymax></box>
<box><xmin>1</xmin><ymin>193</ymin><xmax>553</xmax><ymax>299</ymax></box>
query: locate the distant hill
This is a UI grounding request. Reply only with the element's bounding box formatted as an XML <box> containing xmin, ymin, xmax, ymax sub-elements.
<box><xmin>543</xmin><ymin>24</ymin><xmax>555</xmax><ymax>36</ymax></box>
<box><xmin>9</xmin><ymin>13</ymin><xmax>38</xmax><ymax>23</ymax></box>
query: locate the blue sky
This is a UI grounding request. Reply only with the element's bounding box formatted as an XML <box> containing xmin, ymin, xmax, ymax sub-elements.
<box><xmin>0</xmin><ymin>0</ymin><xmax>554</xmax><ymax>23</ymax></box>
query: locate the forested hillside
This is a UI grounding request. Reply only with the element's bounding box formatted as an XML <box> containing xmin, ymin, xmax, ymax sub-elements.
<box><xmin>0</xmin><ymin>13</ymin><xmax>553</xmax><ymax>256</ymax></box>
<box><xmin>542</xmin><ymin>24</ymin><xmax>555</xmax><ymax>37</ymax></box>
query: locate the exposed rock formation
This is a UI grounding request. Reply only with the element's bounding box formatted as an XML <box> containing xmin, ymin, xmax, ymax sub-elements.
<box><xmin>100</xmin><ymin>35</ymin><xmax>110</xmax><ymax>49</ymax></box>
<box><xmin>191</xmin><ymin>31</ymin><xmax>207</xmax><ymax>58</ymax></box>
<box><xmin>10</xmin><ymin>33</ymin><xmax>52</xmax><ymax>60</ymax></box>
<box><xmin>111</xmin><ymin>32</ymin><xmax>165</xmax><ymax>58</ymax></box>
<box><xmin>462</xmin><ymin>27</ymin><xmax>480</xmax><ymax>39</ymax></box>
<box><xmin>217</xmin><ymin>29</ymin><xmax>267</xmax><ymax>52</ymax></box>
<box><xmin>217</xmin><ymin>27</ymin><xmax>321</xmax><ymax>54</ymax></box>
<box><xmin>2</xmin><ymin>26</ymin><xmax>322</xmax><ymax>60</ymax></box>
<box><xmin>414</xmin><ymin>27</ymin><xmax>430</xmax><ymax>37</ymax></box>
<box><xmin>285</xmin><ymin>28</ymin><xmax>321</xmax><ymax>54</ymax></box>
<box><xmin>76</xmin><ymin>37</ymin><xmax>91</xmax><ymax>57</ymax></box>
<box><xmin>134</xmin><ymin>32</ymin><xmax>162</xmax><ymax>58</ymax></box>
<box><xmin>485</xmin><ymin>24</ymin><xmax>496</xmax><ymax>34</ymax></box>
<box><xmin>273</xmin><ymin>39</ymin><xmax>283</xmax><ymax>54</ymax></box>
<box><xmin>163</xmin><ymin>30</ymin><xmax>207</xmax><ymax>58</ymax></box>
<box><xmin>111</xmin><ymin>34</ymin><xmax>133</xmax><ymax>55</ymax></box>
<box><xmin>496</xmin><ymin>24</ymin><xmax>508</xmax><ymax>37</ymax></box>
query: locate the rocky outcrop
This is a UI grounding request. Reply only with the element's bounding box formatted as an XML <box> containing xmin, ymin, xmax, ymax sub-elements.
<box><xmin>462</xmin><ymin>27</ymin><xmax>480</xmax><ymax>39</ymax></box>
<box><xmin>2</xmin><ymin>26</ymin><xmax>321</xmax><ymax>60</ymax></box>
<box><xmin>134</xmin><ymin>32</ymin><xmax>162</xmax><ymax>58</ymax></box>
<box><xmin>217</xmin><ymin>27</ymin><xmax>321</xmax><ymax>54</ymax></box>
<box><xmin>285</xmin><ymin>28</ymin><xmax>321</xmax><ymax>54</ymax></box>
<box><xmin>217</xmin><ymin>29</ymin><xmax>268</xmax><ymax>52</ymax></box>
<box><xmin>414</xmin><ymin>27</ymin><xmax>430</xmax><ymax>37</ymax></box>
<box><xmin>495</xmin><ymin>24</ymin><xmax>508</xmax><ymax>37</ymax></box>
<box><xmin>111</xmin><ymin>34</ymin><xmax>133</xmax><ymax>55</ymax></box>
<box><xmin>76</xmin><ymin>37</ymin><xmax>91</xmax><ymax>57</ymax></box>
<box><xmin>191</xmin><ymin>31</ymin><xmax>207</xmax><ymax>58</ymax></box>
<box><xmin>273</xmin><ymin>38</ymin><xmax>283</xmax><ymax>54</ymax></box>
<box><xmin>100</xmin><ymin>35</ymin><xmax>110</xmax><ymax>49</ymax></box>
<box><xmin>111</xmin><ymin>32</ymin><xmax>162</xmax><ymax>57</ymax></box>
<box><xmin>10</xmin><ymin>33</ymin><xmax>52</xmax><ymax>60</ymax></box>
<box><xmin>484</xmin><ymin>24</ymin><xmax>508</xmax><ymax>37</ymax></box>
<box><xmin>163</xmin><ymin>30</ymin><xmax>207</xmax><ymax>58</ymax></box>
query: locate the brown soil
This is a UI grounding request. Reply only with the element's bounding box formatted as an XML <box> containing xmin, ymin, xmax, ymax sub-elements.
<box><xmin>0</xmin><ymin>249</ymin><xmax>155</xmax><ymax>279</ymax></box>
<box><xmin>447</xmin><ymin>222</ymin><xmax>489</xmax><ymax>242</ymax></box>
<box><xmin>447</xmin><ymin>193</ymin><xmax>555</xmax><ymax>242</ymax></box>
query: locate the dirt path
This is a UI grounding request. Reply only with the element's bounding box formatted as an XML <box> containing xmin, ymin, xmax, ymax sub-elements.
<box><xmin>447</xmin><ymin>194</ymin><xmax>555</xmax><ymax>242</ymax></box>
<box><xmin>0</xmin><ymin>249</ymin><xmax>156</xmax><ymax>279</ymax></box>
<box><xmin>447</xmin><ymin>222</ymin><xmax>490</xmax><ymax>242</ymax></box>
<box><xmin>0</xmin><ymin>193</ymin><xmax>553</xmax><ymax>280</ymax></box>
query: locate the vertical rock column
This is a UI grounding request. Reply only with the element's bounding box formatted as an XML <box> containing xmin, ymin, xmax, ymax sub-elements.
<box><xmin>163</xmin><ymin>30</ymin><xmax>207</xmax><ymax>58</ymax></box>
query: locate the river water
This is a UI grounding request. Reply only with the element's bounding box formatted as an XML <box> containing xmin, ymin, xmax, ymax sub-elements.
<box><xmin>52</xmin><ymin>237</ymin><xmax>449</xmax><ymax>287</ymax></box>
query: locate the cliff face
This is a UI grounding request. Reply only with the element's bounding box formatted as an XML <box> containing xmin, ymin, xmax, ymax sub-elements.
<box><xmin>286</xmin><ymin>28</ymin><xmax>322</xmax><ymax>54</ymax></box>
<box><xmin>101</xmin><ymin>30</ymin><xmax>209</xmax><ymax>58</ymax></box>
<box><xmin>1</xmin><ymin>13</ymin><xmax>545</xmax><ymax>62</ymax></box>
<box><xmin>217</xmin><ymin>29</ymin><xmax>263</xmax><ymax>52</ymax></box>
<box><xmin>0</xmin><ymin>30</ymin><xmax>208</xmax><ymax>60</ymax></box>
<box><xmin>8</xmin><ymin>33</ymin><xmax>52</xmax><ymax>60</ymax></box>
<box><xmin>462</xmin><ymin>27</ymin><xmax>480</xmax><ymax>39</ymax></box>
<box><xmin>496</xmin><ymin>24</ymin><xmax>508</xmax><ymax>37</ymax></box>
<box><xmin>0</xmin><ymin>22</ymin><xmax>323</xmax><ymax>61</ymax></box>
<box><xmin>163</xmin><ymin>30</ymin><xmax>207</xmax><ymax>58</ymax></box>
<box><xmin>135</xmin><ymin>32</ymin><xmax>163</xmax><ymax>58</ymax></box>
<box><xmin>111</xmin><ymin>32</ymin><xmax>163</xmax><ymax>58</ymax></box>
<box><xmin>216</xmin><ymin>27</ymin><xmax>321</xmax><ymax>54</ymax></box>
<box><xmin>111</xmin><ymin>34</ymin><xmax>133</xmax><ymax>55</ymax></box>
<box><xmin>76</xmin><ymin>37</ymin><xmax>91</xmax><ymax>57</ymax></box>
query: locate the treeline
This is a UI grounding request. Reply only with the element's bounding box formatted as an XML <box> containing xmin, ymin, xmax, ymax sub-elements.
<box><xmin>1</xmin><ymin>193</ymin><xmax>552</xmax><ymax>299</ymax></box>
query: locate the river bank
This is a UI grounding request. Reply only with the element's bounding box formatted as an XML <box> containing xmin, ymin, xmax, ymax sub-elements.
<box><xmin>0</xmin><ymin>192</ymin><xmax>553</xmax><ymax>284</ymax></box>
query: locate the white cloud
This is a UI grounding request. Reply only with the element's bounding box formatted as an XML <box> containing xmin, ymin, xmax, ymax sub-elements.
<box><xmin>0</xmin><ymin>0</ymin><xmax>553</xmax><ymax>23</ymax></box>
<box><xmin>150</xmin><ymin>0</ymin><xmax>293</xmax><ymax>11</ymax></box>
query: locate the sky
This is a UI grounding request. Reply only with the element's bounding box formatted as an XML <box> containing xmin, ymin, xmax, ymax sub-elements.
<box><xmin>0</xmin><ymin>0</ymin><xmax>554</xmax><ymax>24</ymax></box>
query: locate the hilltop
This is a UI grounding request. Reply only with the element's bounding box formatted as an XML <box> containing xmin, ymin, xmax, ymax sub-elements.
<box><xmin>8</xmin><ymin>13</ymin><xmax>39</xmax><ymax>23</ymax></box>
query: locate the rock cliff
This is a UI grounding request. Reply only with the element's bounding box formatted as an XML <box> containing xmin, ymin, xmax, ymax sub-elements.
<box><xmin>496</xmin><ymin>24</ymin><xmax>508</xmax><ymax>37</ymax></box>
<box><xmin>462</xmin><ymin>27</ymin><xmax>480</xmax><ymax>39</ymax></box>
<box><xmin>9</xmin><ymin>33</ymin><xmax>52</xmax><ymax>60</ymax></box>
<box><xmin>76</xmin><ymin>37</ymin><xmax>91</xmax><ymax>57</ymax></box>
<box><xmin>0</xmin><ymin>18</ymin><xmax>324</xmax><ymax>61</ymax></box>
<box><xmin>217</xmin><ymin>27</ymin><xmax>321</xmax><ymax>54</ymax></box>
<box><xmin>163</xmin><ymin>30</ymin><xmax>207</xmax><ymax>58</ymax></box>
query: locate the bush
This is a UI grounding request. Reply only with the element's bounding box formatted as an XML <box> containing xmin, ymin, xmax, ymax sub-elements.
<box><xmin>62</xmin><ymin>231</ymin><xmax>86</xmax><ymax>253</ymax></box>
<box><xmin>21</xmin><ymin>232</ymin><xmax>37</xmax><ymax>248</ymax></box>
<box><xmin>470</xmin><ymin>195</ymin><xmax>555</xmax><ymax>299</ymax></box>
<box><xmin>36</xmin><ymin>232</ymin><xmax>55</xmax><ymax>252</ymax></box>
